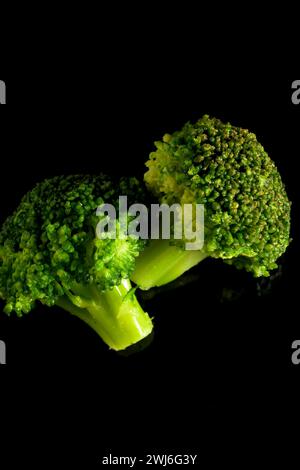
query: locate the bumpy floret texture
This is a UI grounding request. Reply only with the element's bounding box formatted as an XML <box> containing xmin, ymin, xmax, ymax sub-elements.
<box><xmin>145</xmin><ymin>115</ymin><xmax>291</xmax><ymax>277</ymax></box>
<box><xmin>0</xmin><ymin>175</ymin><xmax>146</xmax><ymax>315</ymax></box>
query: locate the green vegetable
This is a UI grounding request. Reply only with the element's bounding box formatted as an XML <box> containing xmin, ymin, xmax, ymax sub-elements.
<box><xmin>0</xmin><ymin>175</ymin><xmax>153</xmax><ymax>350</ymax></box>
<box><xmin>132</xmin><ymin>115</ymin><xmax>291</xmax><ymax>289</ymax></box>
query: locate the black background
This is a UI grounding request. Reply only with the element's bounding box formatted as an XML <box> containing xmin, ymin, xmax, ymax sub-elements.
<box><xmin>0</xmin><ymin>52</ymin><xmax>299</xmax><ymax>466</ymax></box>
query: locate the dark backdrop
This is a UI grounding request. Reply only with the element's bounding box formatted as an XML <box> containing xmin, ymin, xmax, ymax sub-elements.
<box><xmin>0</xmin><ymin>64</ymin><xmax>299</xmax><ymax>465</ymax></box>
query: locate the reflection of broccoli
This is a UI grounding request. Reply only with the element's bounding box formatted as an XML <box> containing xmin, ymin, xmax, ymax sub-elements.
<box><xmin>0</xmin><ymin>175</ymin><xmax>153</xmax><ymax>350</ymax></box>
<box><xmin>132</xmin><ymin>115</ymin><xmax>291</xmax><ymax>289</ymax></box>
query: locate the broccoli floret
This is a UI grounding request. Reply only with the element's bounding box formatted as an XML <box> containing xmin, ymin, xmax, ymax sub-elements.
<box><xmin>131</xmin><ymin>115</ymin><xmax>291</xmax><ymax>289</ymax></box>
<box><xmin>0</xmin><ymin>175</ymin><xmax>153</xmax><ymax>350</ymax></box>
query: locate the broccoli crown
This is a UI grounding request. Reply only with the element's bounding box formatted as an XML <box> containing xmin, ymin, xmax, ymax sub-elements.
<box><xmin>145</xmin><ymin>115</ymin><xmax>291</xmax><ymax>277</ymax></box>
<box><xmin>0</xmin><ymin>175</ymin><xmax>146</xmax><ymax>315</ymax></box>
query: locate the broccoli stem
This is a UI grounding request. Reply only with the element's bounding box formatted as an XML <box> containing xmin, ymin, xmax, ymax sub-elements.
<box><xmin>55</xmin><ymin>279</ymin><xmax>153</xmax><ymax>351</ymax></box>
<box><xmin>131</xmin><ymin>239</ymin><xmax>208</xmax><ymax>290</ymax></box>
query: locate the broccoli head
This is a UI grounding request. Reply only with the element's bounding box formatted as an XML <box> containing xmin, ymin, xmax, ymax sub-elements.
<box><xmin>0</xmin><ymin>175</ymin><xmax>153</xmax><ymax>350</ymax></box>
<box><xmin>132</xmin><ymin>115</ymin><xmax>291</xmax><ymax>289</ymax></box>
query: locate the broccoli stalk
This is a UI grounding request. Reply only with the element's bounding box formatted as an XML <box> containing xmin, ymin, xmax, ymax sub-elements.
<box><xmin>56</xmin><ymin>279</ymin><xmax>152</xmax><ymax>351</ymax></box>
<box><xmin>131</xmin><ymin>239</ymin><xmax>207</xmax><ymax>290</ymax></box>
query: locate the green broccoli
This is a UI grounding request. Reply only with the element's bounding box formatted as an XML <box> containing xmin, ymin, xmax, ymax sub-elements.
<box><xmin>131</xmin><ymin>115</ymin><xmax>291</xmax><ymax>289</ymax></box>
<box><xmin>0</xmin><ymin>175</ymin><xmax>153</xmax><ymax>351</ymax></box>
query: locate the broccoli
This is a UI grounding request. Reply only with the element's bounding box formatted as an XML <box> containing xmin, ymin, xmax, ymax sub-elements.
<box><xmin>0</xmin><ymin>175</ymin><xmax>153</xmax><ymax>351</ymax></box>
<box><xmin>131</xmin><ymin>115</ymin><xmax>291</xmax><ymax>289</ymax></box>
